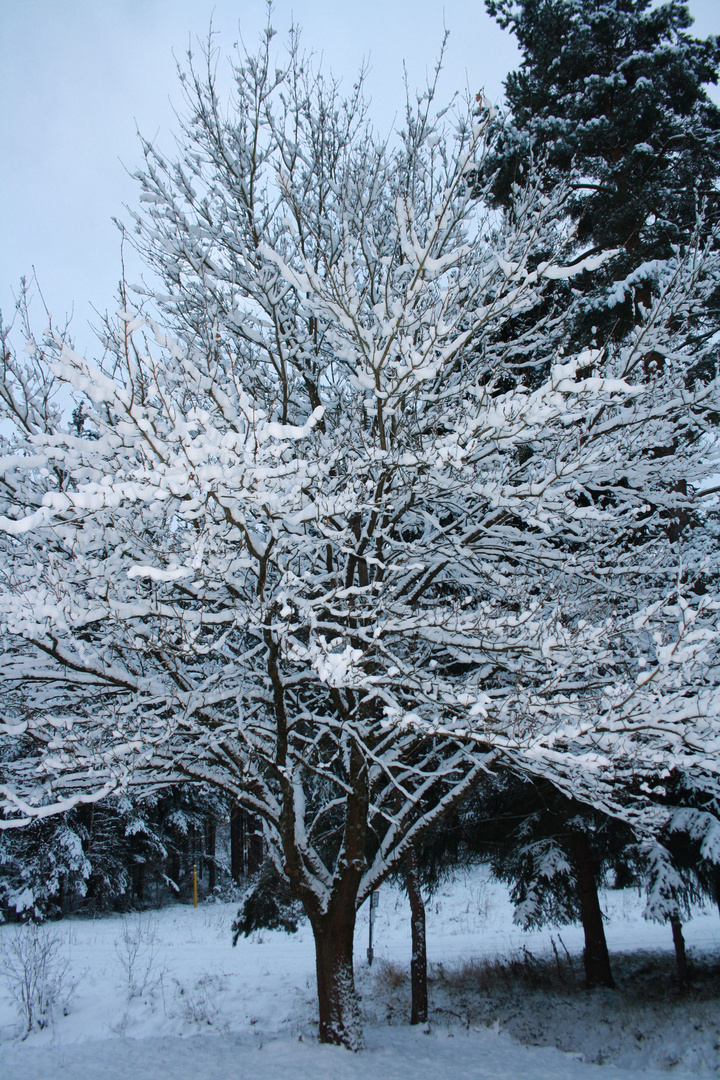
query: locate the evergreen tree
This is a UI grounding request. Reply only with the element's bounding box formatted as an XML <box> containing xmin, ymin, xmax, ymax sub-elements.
<box><xmin>454</xmin><ymin>774</ymin><xmax>634</xmax><ymax>988</ymax></box>
<box><xmin>483</xmin><ymin>0</ymin><xmax>720</xmax><ymax>354</ymax></box>
<box><xmin>0</xmin><ymin>783</ymin><xmax>225</xmax><ymax>919</ymax></box>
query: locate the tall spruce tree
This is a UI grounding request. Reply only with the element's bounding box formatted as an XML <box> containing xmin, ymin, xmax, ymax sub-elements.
<box><xmin>483</xmin><ymin>0</ymin><xmax>720</xmax><ymax>354</ymax></box>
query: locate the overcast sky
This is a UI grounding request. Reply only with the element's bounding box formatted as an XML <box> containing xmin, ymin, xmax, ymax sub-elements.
<box><xmin>2</xmin><ymin>0</ymin><xmax>720</xmax><ymax>354</ymax></box>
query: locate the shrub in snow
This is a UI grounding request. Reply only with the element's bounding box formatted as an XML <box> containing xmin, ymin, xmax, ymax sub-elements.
<box><xmin>0</xmin><ymin>922</ymin><xmax>77</xmax><ymax>1036</ymax></box>
<box><xmin>114</xmin><ymin>913</ymin><xmax>164</xmax><ymax>1000</ymax></box>
<box><xmin>173</xmin><ymin>971</ymin><xmax>227</xmax><ymax>1030</ymax></box>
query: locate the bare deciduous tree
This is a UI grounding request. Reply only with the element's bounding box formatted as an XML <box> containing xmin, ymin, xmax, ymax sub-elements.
<box><xmin>2</xmin><ymin>19</ymin><xmax>720</xmax><ymax>1047</ymax></box>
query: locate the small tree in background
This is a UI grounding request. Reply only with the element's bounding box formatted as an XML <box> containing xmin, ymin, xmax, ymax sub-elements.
<box><xmin>640</xmin><ymin>839</ymin><xmax>697</xmax><ymax>987</ymax></box>
<box><xmin>440</xmin><ymin>773</ymin><xmax>633</xmax><ymax>988</ymax></box>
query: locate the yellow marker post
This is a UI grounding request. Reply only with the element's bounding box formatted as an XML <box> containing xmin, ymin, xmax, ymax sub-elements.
<box><xmin>193</xmin><ymin>863</ymin><xmax>198</xmax><ymax>908</ymax></box>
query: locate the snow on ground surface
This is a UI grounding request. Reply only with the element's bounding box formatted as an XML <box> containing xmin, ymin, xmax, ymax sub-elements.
<box><xmin>2</xmin><ymin>868</ymin><xmax>720</xmax><ymax>1079</ymax></box>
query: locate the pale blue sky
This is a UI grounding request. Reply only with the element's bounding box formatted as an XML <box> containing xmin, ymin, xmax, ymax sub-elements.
<box><xmin>1</xmin><ymin>1</ymin><xmax>719</xmax><ymax>352</ymax></box>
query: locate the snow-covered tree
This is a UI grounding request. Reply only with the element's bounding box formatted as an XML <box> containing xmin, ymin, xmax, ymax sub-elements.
<box><xmin>453</xmin><ymin>772</ymin><xmax>636</xmax><ymax>987</ymax></box>
<box><xmin>2</xmin><ymin>20</ymin><xmax>720</xmax><ymax>1046</ymax></box>
<box><xmin>640</xmin><ymin>839</ymin><xmax>698</xmax><ymax>986</ymax></box>
<box><xmin>659</xmin><ymin>800</ymin><xmax>720</xmax><ymax>930</ymax></box>
<box><xmin>482</xmin><ymin>0</ymin><xmax>720</xmax><ymax>353</ymax></box>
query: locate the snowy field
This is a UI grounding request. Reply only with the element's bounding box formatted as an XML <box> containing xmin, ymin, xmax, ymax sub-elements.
<box><xmin>2</xmin><ymin>869</ymin><xmax>720</xmax><ymax>1079</ymax></box>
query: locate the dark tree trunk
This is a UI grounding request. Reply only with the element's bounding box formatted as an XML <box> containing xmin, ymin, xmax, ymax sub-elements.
<box><xmin>247</xmin><ymin>813</ymin><xmax>264</xmax><ymax>874</ymax></box>
<box><xmin>230</xmin><ymin>801</ymin><xmax>243</xmax><ymax>882</ymax></box>
<box><xmin>133</xmin><ymin>863</ymin><xmax>145</xmax><ymax>902</ymax></box>
<box><xmin>190</xmin><ymin>824</ymin><xmax>199</xmax><ymax>879</ymax></box>
<box><xmin>169</xmin><ymin>845</ymin><xmax>181</xmax><ymax>892</ymax></box>
<box><xmin>276</xmin><ymin>692</ymin><xmax>369</xmax><ymax>1049</ymax></box>
<box><xmin>671</xmin><ymin>916</ymin><xmax>689</xmax><ymax>988</ymax></box>
<box><xmin>184</xmin><ymin>828</ymin><xmax>192</xmax><ymax>878</ymax></box>
<box><xmin>572</xmin><ymin>832</ymin><xmax>614</xmax><ymax>988</ymax></box>
<box><xmin>310</xmin><ymin>904</ymin><xmax>362</xmax><ymax>1049</ymax></box>
<box><xmin>405</xmin><ymin>849</ymin><xmax>428</xmax><ymax>1024</ymax></box>
<box><xmin>205</xmin><ymin>818</ymin><xmax>216</xmax><ymax>892</ymax></box>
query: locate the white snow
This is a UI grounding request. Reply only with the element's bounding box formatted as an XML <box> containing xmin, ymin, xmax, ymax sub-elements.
<box><xmin>2</xmin><ymin>868</ymin><xmax>719</xmax><ymax>1079</ymax></box>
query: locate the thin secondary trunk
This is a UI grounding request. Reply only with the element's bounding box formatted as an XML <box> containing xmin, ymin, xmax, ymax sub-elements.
<box><xmin>311</xmin><ymin>906</ymin><xmax>362</xmax><ymax>1049</ymax></box>
<box><xmin>670</xmin><ymin>916</ymin><xmax>689</xmax><ymax>988</ymax></box>
<box><xmin>572</xmin><ymin>832</ymin><xmax>614</xmax><ymax>989</ymax></box>
<box><xmin>247</xmin><ymin>813</ymin><xmax>264</xmax><ymax>874</ymax></box>
<box><xmin>405</xmin><ymin>849</ymin><xmax>428</xmax><ymax>1024</ymax></box>
<box><xmin>230</xmin><ymin>801</ymin><xmax>243</xmax><ymax>882</ymax></box>
<box><xmin>169</xmin><ymin>847</ymin><xmax>181</xmax><ymax>892</ymax></box>
<box><xmin>205</xmin><ymin>818</ymin><xmax>216</xmax><ymax>892</ymax></box>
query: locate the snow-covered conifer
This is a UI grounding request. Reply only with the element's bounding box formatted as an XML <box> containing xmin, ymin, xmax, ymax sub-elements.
<box><xmin>483</xmin><ymin>0</ymin><xmax>720</xmax><ymax>353</ymax></box>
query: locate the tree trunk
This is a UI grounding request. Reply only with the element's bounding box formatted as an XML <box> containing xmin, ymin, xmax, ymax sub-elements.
<box><xmin>230</xmin><ymin>801</ymin><xmax>243</xmax><ymax>882</ymax></box>
<box><xmin>670</xmin><ymin>916</ymin><xmax>689</xmax><ymax>988</ymax></box>
<box><xmin>283</xmin><ymin>738</ymin><xmax>369</xmax><ymax>1049</ymax></box>
<box><xmin>405</xmin><ymin>849</ymin><xmax>428</xmax><ymax>1024</ymax></box>
<box><xmin>205</xmin><ymin>818</ymin><xmax>216</xmax><ymax>892</ymax></box>
<box><xmin>133</xmin><ymin>862</ymin><xmax>145</xmax><ymax>902</ymax></box>
<box><xmin>169</xmin><ymin>845</ymin><xmax>181</xmax><ymax>892</ymax></box>
<box><xmin>247</xmin><ymin>813</ymin><xmax>264</xmax><ymax>874</ymax></box>
<box><xmin>572</xmin><ymin>832</ymin><xmax>614</xmax><ymax>988</ymax></box>
<box><xmin>310</xmin><ymin>906</ymin><xmax>362</xmax><ymax>1049</ymax></box>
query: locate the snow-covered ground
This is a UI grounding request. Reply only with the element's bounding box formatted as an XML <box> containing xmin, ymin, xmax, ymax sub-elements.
<box><xmin>2</xmin><ymin>869</ymin><xmax>720</xmax><ymax>1079</ymax></box>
